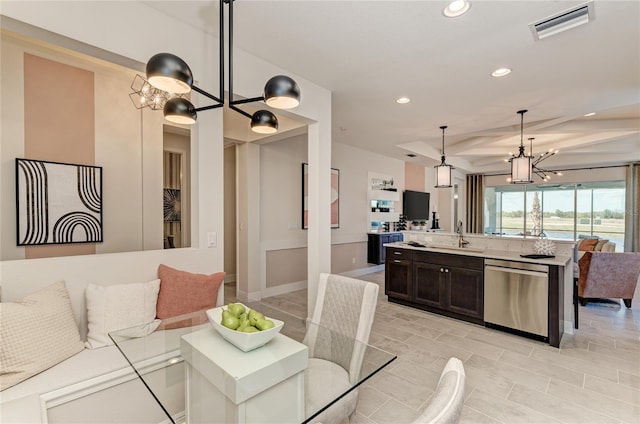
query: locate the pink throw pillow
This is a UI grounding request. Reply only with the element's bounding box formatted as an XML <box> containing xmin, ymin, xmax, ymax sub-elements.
<box><xmin>156</xmin><ymin>264</ymin><xmax>225</xmax><ymax>319</ymax></box>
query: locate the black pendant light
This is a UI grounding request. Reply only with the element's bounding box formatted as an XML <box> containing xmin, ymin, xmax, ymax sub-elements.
<box><xmin>251</xmin><ymin>110</ymin><xmax>278</xmax><ymax>134</ymax></box>
<box><xmin>163</xmin><ymin>97</ymin><xmax>197</xmax><ymax>125</ymax></box>
<box><xmin>434</xmin><ymin>126</ymin><xmax>453</xmax><ymax>188</ymax></box>
<box><xmin>509</xmin><ymin>110</ymin><xmax>533</xmax><ymax>184</ymax></box>
<box><xmin>142</xmin><ymin>0</ymin><xmax>300</xmax><ymax>133</ymax></box>
<box><xmin>146</xmin><ymin>53</ymin><xmax>193</xmax><ymax>94</ymax></box>
<box><xmin>264</xmin><ymin>75</ymin><xmax>301</xmax><ymax>109</ymax></box>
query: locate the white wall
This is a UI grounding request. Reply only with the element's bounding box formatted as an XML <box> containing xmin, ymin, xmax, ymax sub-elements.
<box><xmin>256</xmin><ymin>136</ymin><xmax>405</xmax><ymax>296</ymax></box>
<box><xmin>260</xmin><ymin>137</ymin><xmax>406</xmax><ymax>248</ymax></box>
<box><xmin>332</xmin><ymin>142</ymin><xmax>405</xmax><ymax>242</ymax></box>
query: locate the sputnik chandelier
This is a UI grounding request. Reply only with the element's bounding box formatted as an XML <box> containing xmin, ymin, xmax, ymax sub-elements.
<box><xmin>507</xmin><ymin>110</ymin><xmax>561</xmax><ymax>183</ymax></box>
<box><xmin>129</xmin><ymin>0</ymin><xmax>300</xmax><ymax>134</ymax></box>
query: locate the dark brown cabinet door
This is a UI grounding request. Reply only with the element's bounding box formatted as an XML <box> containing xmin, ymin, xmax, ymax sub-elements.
<box><xmin>413</xmin><ymin>262</ymin><xmax>444</xmax><ymax>308</ymax></box>
<box><xmin>446</xmin><ymin>267</ymin><xmax>484</xmax><ymax>319</ymax></box>
<box><xmin>385</xmin><ymin>258</ymin><xmax>412</xmax><ymax>300</ymax></box>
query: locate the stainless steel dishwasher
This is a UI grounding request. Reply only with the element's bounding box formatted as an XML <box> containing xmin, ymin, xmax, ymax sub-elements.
<box><xmin>484</xmin><ymin>259</ymin><xmax>549</xmax><ymax>338</ymax></box>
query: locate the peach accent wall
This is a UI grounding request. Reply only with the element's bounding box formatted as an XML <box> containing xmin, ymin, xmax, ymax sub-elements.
<box><xmin>23</xmin><ymin>53</ymin><xmax>95</xmax><ymax>258</ymax></box>
<box><xmin>405</xmin><ymin>162</ymin><xmax>425</xmax><ymax>192</ymax></box>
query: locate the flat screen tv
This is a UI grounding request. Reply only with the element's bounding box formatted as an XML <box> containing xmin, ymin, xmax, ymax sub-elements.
<box><xmin>403</xmin><ymin>190</ymin><xmax>430</xmax><ymax>221</ymax></box>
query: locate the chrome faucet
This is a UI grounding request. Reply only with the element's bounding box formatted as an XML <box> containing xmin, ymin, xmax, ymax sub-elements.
<box><xmin>457</xmin><ymin>220</ymin><xmax>469</xmax><ymax>248</ymax></box>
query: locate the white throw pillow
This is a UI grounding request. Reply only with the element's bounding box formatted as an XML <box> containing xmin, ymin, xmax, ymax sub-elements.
<box><xmin>85</xmin><ymin>279</ymin><xmax>161</xmax><ymax>349</ymax></box>
<box><xmin>0</xmin><ymin>280</ymin><xmax>84</xmax><ymax>391</ymax></box>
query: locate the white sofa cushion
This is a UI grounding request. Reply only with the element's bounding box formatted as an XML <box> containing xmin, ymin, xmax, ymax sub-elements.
<box><xmin>0</xmin><ymin>345</ymin><xmax>128</xmax><ymax>404</ymax></box>
<box><xmin>0</xmin><ymin>281</ymin><xmax>84</xmax><ymax>391</ymax></box>
<box><xmin>85</xmin><ymin>279</ymin><xmax>161</xmax><ymax>349</ymax></box>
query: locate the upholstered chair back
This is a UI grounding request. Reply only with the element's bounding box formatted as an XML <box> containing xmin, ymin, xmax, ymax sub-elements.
<box><xmin>579</xmin><ymin>252</ymin><xmax>640</xmax><ymax>301</ymax></box>
<box><xmin>303</xmin><ymin>273</ymin><xmax>379</xmax><ymax>384</ymax></box>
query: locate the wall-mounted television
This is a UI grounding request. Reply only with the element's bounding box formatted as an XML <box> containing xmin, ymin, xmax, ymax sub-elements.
<box><xmin>403</xmin><ymin>190</ymin><xmax>430</xmax><ymax>221</ymax></box>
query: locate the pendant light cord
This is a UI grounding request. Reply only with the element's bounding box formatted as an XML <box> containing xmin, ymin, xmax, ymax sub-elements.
<box><xmin>518</xmin><ymin>109</ymin><xmax>527</xmax><ymax>149</ymax></box>
<box><xmin>440</xmin><ymin>125</ymin><xmax>448</xmax><ymax>156</ymax></box>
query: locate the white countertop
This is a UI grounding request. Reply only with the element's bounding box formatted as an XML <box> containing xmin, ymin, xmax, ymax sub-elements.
<box><xmin>384</xmin><ymin>242</ymin><xmax>572</xmax><ymax>266</ymax></box>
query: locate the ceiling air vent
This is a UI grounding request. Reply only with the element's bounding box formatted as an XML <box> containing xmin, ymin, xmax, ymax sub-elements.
<box><xmin>530</xmin><ymin>1</ymin><xmax>595</xmax><ymax>40</ymax></box>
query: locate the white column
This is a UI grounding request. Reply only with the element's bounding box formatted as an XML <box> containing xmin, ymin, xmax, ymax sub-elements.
<box><xmin>307</xmin><ymin>122</ymin><xmax>331</xmax><ymax>318</ymax></box>
<box><xmin>236</xmin><ymin>142</ymin><xmax>261</xmax><ymax>301</ymax></box>
<box><xmin>190</xmin><ymin>102</ymin><xmax>224</xmax><ymax>265</ymax></box>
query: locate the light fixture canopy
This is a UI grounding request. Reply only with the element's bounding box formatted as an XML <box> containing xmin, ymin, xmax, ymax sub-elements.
<box><xmin>140</xmin><ymin>0</ymin><xmax>300</xmax><ymax>134</ymax></box>
<box><xmin>434</xmin><ymin>125</ymin><xmax>453</xmax><ymax>188</ymax></box>
<box><xmin>509</xmin><ymin>110</ymin><xmax>533</xmax><ymax>184</ymax></box>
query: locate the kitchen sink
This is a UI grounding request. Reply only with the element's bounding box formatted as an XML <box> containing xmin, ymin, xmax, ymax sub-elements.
<box><xmin>427</xmin><ymin>244</ymin><xmax>485</xmax><ymax>253</ymax></box>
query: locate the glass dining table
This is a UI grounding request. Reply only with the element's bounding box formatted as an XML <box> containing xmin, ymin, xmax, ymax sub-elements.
<box><xmin>109</xmin><ymin>302</ymin><xmax>396</xmax><ymax>424</ymax></box>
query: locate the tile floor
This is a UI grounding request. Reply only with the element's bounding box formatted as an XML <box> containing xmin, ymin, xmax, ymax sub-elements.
<box><xmin>226</xmin><ymin>272</ymin><xmax>640</xmax><ymax>424</ymax></box>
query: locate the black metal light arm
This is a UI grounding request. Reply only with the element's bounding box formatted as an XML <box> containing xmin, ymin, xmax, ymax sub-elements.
<box><xmin>229</xmin><ymin>104</ymin><xmax>253</xmax><ymax>119</ymax></box>
<box><xmin>191</xmin><ymin>85</ymin><xmax>223</xmax><ymax>105</ymax></box>
<box><xmin>230</xmin><ymin>96</ymin><xmax>265</xmax><ymax>106</ymax></box>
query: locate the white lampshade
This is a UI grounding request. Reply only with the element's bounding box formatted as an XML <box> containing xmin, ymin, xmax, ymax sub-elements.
<box><xmin>511</xmin><ymin>155</ymin><xmax>532</xmax><ymax>184</ymax></box>
<box><xmin>435</xmin><ymin>164</ymin><xmax>452</xmax><ymax>188</ymax></box>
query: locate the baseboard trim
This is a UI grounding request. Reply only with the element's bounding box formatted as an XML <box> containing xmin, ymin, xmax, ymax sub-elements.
<box><xmin>262</xmin><ymin>280</ymin><xmax>308</xmax><ymax>298</ymax></box>
<box><xmin>339</xmin><ymin>264</ymin><xmax>385</xmax><ymax>278</ymax></box>
<box><xmin>563</xmin><ymin>320</ymin><xmax>575</xmax><ymax>335</ymax></box>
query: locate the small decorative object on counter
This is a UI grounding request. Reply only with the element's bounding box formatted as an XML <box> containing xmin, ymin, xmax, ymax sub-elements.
<box><xmin>397</xmin><ymin>215</ymin><xmax>407</xmax><ymax>231</ymax></box>
<box><xmin>534</xmin><ymin>237</ymin><xmax>556</xmax><ymax>256</ymax></box>
<box><xmin>430</xmin><ymin>211</ymin><xmax>440</xmax><ymax>230</ymax></box>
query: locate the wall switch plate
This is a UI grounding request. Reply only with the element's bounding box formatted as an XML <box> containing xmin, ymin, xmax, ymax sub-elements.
<box><xmin>207</xmin><ymin>232</ymin><xmax>217</xmax><ymax>247</ymax></box>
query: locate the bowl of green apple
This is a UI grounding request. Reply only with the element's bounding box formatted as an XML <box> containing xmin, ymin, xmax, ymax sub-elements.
<box><xmin>206</xmin><ymin>303</ymin><xmax>284</xmax><ymax>352</ymax></box>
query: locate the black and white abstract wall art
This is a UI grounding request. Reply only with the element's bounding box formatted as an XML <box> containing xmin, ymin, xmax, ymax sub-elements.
<box><xmin>16</xmin><ymin>158</ymin><xmax>103</xmax><ymax>246</ymax></box>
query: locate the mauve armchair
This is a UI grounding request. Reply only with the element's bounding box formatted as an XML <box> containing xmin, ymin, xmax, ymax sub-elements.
<box><xmin>578</xmin><ymin>251</ymin><xmax>640</xmax><ymax>308</ymax></box>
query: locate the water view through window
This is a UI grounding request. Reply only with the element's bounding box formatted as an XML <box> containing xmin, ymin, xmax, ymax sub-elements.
<box><xmin>484</xmin><ymin>181</ymin><xmax>625</xmax><ymax>251</ymax></box>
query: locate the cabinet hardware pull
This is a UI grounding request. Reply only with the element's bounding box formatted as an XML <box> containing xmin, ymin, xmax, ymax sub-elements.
<box><xmin>445</xmin><ymin>269</ymin><xmax>449</xmax><ymax>273</ymax></box>
<box><xmin>440</xmin><ymin>268</ymin><xmax>444</xmax><ymax>272</ymax></box>
<box><xmin>394</xmin><ymin>252</ymin><xmax>402</xmax><ymax>255</ymax></box>
<box><xmin>394</xmin><ymin>260</ymin><xmax>401</xmax><ymax>263</ymax></box>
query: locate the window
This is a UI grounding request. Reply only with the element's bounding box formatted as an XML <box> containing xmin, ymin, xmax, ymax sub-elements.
<box><xmin>484</xmin><ymin>181</ymin><xmax>625</xmax><ymax>250</ymax></box>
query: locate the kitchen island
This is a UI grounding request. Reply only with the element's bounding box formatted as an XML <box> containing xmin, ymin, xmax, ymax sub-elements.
<box><xmin>384</xmin><ymin>240</ymin><xmax>573</xmax><ymax>347</ymax></box>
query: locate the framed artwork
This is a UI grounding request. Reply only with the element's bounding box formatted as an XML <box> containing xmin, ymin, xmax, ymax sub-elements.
<box><xmin>16</xmin><ymin>158</ymin><xmax>103</xmax><ymax>246</ymax></box>
<box><xmin>302</xmin><ymin>163</ymin><xmax>340</xmax><ymax>229</ymax></box>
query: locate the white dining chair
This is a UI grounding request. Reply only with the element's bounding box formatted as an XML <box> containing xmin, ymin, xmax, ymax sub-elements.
<box><xmin>303</xmin><ymin>273</ymin><xmax>379</xmax><ymax>424</ymax></box>
<box><xmin>412</xmin><ymin>357</ymin><xmax>466</xmax><ymax>424</ymax></box>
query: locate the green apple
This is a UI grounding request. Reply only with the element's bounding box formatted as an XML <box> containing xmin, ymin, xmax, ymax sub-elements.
<box><xmin>227</xmin><ymin>303</ymin><xmax>246</xmax><ymax>318</ymax></box>
<box><xmin>240</xmin><ymin>325</ymin><xmax>259</xmax><ymax>333</ymax></box>
<box><xmin>221</xmin><ymin>310</ymin><xmax>240</xmax><ymax>330</ymax></box>
<box><xmin>255</xmin><ymin>318</ymin><xmax>275</xmax><ymax>331</ymax></box>
<box><xmin>248</xmin><ymin>309</ymin><xmax>265</xmax><ymax>326</ymax></box>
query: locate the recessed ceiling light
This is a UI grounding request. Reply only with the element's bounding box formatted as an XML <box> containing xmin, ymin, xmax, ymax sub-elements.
<box><xmin>396</xmin><ymin>97</ymin><xmax>410</xmax><ymax>104</ymax></box>
<box><xmin>583</xmin><ymin>112</ymin><xmax>596</xmax><ymax>117</ymax></box>
<box><xmin>491</xmin><ymin>68</ymin><xmax>512</xmax><ymax>77</ymax></box>
<box><xmin>443</xmin><ymin>0</ymin><xmax>471</xmax><ymax>18</ymax></box>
